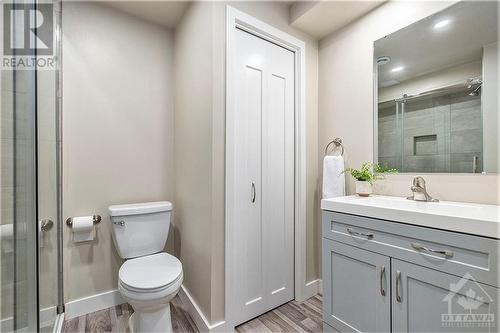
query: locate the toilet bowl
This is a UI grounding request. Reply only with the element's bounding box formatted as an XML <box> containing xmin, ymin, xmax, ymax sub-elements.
<box><xmin>109</xmin><ymin>201</ymin><xmax>182</xmax><ymax>333</ymax></box>
<box><xmin>118</xmin><ymin>253</ymin><xmax>183</xmax><ymax>332</ymax></box>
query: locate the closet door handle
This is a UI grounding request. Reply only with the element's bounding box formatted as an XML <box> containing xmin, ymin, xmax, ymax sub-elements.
<box><xmin>251</xmin><ymin>182</ymin><xmax>256</xmax><ymax>203</ymax></box>
<box><xmin>396</xmin><ymin>270</ymin><xmax>402</xmax><ymax>303</ymax></box>
<box><xmin>379</xmin><ymin>266</ymin><xmax>386</xmax><ymax>296</ymax></box>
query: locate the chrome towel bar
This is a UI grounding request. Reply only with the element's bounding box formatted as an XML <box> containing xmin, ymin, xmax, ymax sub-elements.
<box><xmin>324</xmin><ymin>137</ymin><xmax>344</xmax><ymax>156</ymax></box>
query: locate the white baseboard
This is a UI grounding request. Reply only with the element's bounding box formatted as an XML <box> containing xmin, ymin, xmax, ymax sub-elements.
<box><xmin>303</xmin><ymin>279</ymin><xmax>322</xmax><ymax>300</ymax></box>
<box><xmin>178</xmin><ymin>285</ymin><xmax>226</xmax><ymax>333</ymax></box>
<box><xmin>65</xmin><ymin>289</ymin><xmax>123</xmax><ymax>319</ymax></box>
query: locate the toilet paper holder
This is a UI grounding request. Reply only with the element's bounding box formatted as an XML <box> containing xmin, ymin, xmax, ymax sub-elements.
<box><xmin>66</xmin><ymin>215</ymin><xmax>102</xmax><ymax>227</ymax></box>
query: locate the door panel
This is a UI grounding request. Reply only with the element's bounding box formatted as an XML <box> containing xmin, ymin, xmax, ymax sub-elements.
<box><xmin>262</xmin><ymin>46</ymin><xmax>294</xmax><ymax>307</ymax></box>
<box><xmin>392</xmin><ymin>259</ymin><xmax>499</xmax><ymax>333</ymax></box>
<box><xmin>323</xmin><ymin>240</ymin><xmax>391</xmax><ymax>333</ymax></box>
<box><xmin>232</xmin><ymin>28</ymin><xmax>295</xmax><ymax>325</ymax></box>
<box><xmin>241</xmin><ymin>65</ymin><xmax>264</xmax><ymax>308</ymax></box>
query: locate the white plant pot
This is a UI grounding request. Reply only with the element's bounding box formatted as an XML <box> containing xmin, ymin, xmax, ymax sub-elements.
<box><xmin>355</xmin><ymin>181</ymin><xmax>373</xmax><ymax>197</ymax></box>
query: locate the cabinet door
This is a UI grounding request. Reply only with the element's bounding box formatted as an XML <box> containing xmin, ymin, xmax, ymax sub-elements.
<box><xmin>323</xmin><ymin>239</ymin><xmax>390</xmax><ymax>332</ymax></box>
<box><xmin>392</xmin><ymin>259</ymin><xmax>499</xmax><ymax>333</ymax></box>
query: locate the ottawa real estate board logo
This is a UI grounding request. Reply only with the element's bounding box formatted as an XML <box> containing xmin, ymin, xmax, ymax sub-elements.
<box><xmin>441</xmin><ymin>273</ymin><xmax>495</xmax><ymax>329</ymax></box>
<box><xmin>2</xmin><ymin>3</ymin><xmax>54</xmax><ymax>70</ymax></box>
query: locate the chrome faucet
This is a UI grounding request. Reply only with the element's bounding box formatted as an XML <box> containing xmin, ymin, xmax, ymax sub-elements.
<box><xmin>407</xmin><ymin>176</ymin><xmax>439</xmax><ymax>202</ymax></box>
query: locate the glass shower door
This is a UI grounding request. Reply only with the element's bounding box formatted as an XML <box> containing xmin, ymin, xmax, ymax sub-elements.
<box><xmin>0</xmin><ymin>1</ymin><xmax>62</xmax><ymax>332</ymax></box>
<box><xmin>1</xmin><ymin>4</ymin><xmax>39</xmax><ymax>331</ymax></box>
<box><xmin>377</xmin><ymin>100</ymin><xmax>403</xmax><ymax>171</ymax></box>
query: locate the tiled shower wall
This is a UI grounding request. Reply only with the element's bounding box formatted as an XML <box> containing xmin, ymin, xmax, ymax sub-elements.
<box><xmin>378</xmin><ymin>91</ymin><xmax>482</xmax><ymax>173</ymax></box>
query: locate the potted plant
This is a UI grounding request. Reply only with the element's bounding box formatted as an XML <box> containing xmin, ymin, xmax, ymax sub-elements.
<box><xmin>343</xmin><ymin>163</ymin><xmax>398</xmax><ymax>197</ymax></box>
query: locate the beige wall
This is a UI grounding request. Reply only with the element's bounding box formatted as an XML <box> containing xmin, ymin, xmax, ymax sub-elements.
<box><xmin>174</xmin><ymin>1</ymin><xmax>319</xmax><ymax>324</ymax></box>
<box><xmin>62</xmin><ymin>2</ymin><xmax>175</xmax><ymax>302</ymax></box>
<box><xmin>60</xmin><ymin>1</ymin><xmax>319</xmax><ymax>324</ymax></box>
<box><xmin>173</xmin><ymin>0</ymin><xmax>216</xmax><ymax>323</ymax></box>
<box><xmin>319</xmin><ymin>0</ymin><xmax>499</xmax><ymax>206</ymax></box>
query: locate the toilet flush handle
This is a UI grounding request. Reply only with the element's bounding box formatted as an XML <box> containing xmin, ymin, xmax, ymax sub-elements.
<box><xmin>113</xmin><ymin>220</ymin><xmax>125</xmax><ymax>226</ymax></box>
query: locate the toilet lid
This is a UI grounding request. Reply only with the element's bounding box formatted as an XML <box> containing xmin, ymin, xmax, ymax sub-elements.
<box><xmin>119</xmin><ymin>252</ymin><xmax>182</xmax><ymax>291</ymax></box>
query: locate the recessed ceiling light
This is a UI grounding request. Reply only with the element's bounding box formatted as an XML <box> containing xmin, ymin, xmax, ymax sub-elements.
<box><xmin>434</xmin><ymin>19</ymin><xmax>450</xmax><ymax>29</ymax></box>
<box><xmin>391</xmin><ymin>66</ymin><xmax>404</xmax><ymax>72</ymax></box>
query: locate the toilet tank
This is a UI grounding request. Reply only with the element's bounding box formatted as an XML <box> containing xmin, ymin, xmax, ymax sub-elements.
<box><xmin>109</xmin><ymin>201</ymin><xmax>172</xmax><ymax>259</ymax></box>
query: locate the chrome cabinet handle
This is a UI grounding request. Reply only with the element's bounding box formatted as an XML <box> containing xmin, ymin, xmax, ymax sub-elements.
<box><xmin>40</xmin><ymin>219</ymin><xmax>54</xmax><ymax>232</ymax></box>
<box><xmin>396</xmin><ymin>270</ymin><xmax>402</xmax><ymax>303</ymax></box>
<box><xmin>380</xmin><ymin>265</ymin><xmax>386</xmax><ymax>296</ymax></box>
<box><xmin>346</xmin><ymin>228</ymin><xmax>374</xmax><ymax>239</ymax></box>
<box><xmin>411</xmin><ymin>242</ymin><xmax>453</xmax><ymax>258</ymax></box>
<box><xmin>251</xmin><ymin>182</ymin><xmax>256</xmax><ymax>203</ymax></box>
<box><xmin>113</xmin><ymin>221</ymin><xmax>125</xmax><ymax>226</ymax></box>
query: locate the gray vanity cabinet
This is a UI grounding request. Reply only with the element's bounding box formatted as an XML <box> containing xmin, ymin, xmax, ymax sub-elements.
<box><xmin>392</xmin><ymin>259</ymin><xmax>499</xmax><ymax>333</ymax></box>
<box><xmin>323</xmin><ymin>239</ymin><xmax>390</xmax><ymax>332</ymax></box>
<box><xmin>322</xmin><ymin>210</ymin><xmax>500</xmax><ymax>333</ymax></box>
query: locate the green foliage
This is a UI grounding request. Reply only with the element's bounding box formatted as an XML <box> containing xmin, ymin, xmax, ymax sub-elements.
<box><xmin>374</xmin><ymin>162</ymin><xmax>399</xmax><ymax>174</ymax></box>
<box><xmin>343</xmin><ymin>162</ymin><xmax>398</xmax><ymax>185</ymax></box>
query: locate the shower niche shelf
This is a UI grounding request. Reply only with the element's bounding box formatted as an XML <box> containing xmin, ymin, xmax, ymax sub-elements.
<box><xmin>413</xmin><ymin>134</ymin><xmax>437</xmax><ymax>156</ymax></box>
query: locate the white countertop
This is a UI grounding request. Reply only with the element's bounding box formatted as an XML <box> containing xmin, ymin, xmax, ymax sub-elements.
<box><xmin>321</xmin><ymin>195</ymin><xmax>500</xmax><ymax>239</ymax></box>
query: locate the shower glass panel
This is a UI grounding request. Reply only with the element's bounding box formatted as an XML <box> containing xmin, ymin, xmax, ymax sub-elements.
<box><xmin>1</xmin><ymin>1</ymin><xmax>62</xmax><ymax>332</ymax></box>
<box><xmin>401</xmin><ymin>93</ymin><xmax>451</xmax><ymax>173</ymax></box>
<box><xmin>377</xmin><ymin>87</ymin><xmax>483</xmax><ymax>173</ymax></box>
<box><xmin>1</xmin><ymin>4</ymin><xmax>39</xmax><ymax>332</ymax></box>
<box><xmin>377</xmin><ymin>100</ymin><xmax>402</xmax><ymax>171</ymax></box>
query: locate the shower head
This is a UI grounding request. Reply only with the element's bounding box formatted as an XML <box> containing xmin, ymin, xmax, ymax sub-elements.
<box><xmin>466</xmin><ymin>77</ymin><xmax>482</xmax><ymax>89</ymax></box>
<box><xmin>469</xmin><ymin>84</ymin><xmax>482</xmax><ymax>96</ymax></box>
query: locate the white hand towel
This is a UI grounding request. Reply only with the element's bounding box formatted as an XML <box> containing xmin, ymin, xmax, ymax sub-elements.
<box><xmin>322</xmin><ymin>155</ymin><xmax>346</xmax><ymax>198</ymax></box>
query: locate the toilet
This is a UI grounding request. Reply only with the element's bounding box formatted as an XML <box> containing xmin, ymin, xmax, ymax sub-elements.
<box><xmin>109</xmin><ymin>201</ymin><xmax>182</xmax><ymax>333</ymax></box>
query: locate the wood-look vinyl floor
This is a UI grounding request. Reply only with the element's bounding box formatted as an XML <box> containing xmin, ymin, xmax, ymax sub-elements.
<box><xmin>236</xmin><ymin>295</ymin><xmax>323</xmax><ymax>333</ymax></box>
<box><xmin>62</xmin><ymin>294</ymin><xmax>323</xmax><ymax>333</ymax></box>
<box><xmin>62</xmin><ymin>296</ymin><xmax>198</xmax><ymax>333</ymax></box>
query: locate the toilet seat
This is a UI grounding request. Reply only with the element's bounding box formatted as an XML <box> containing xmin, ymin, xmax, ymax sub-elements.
<box><xmin>119</xmin><ymin>252</ymin><xmax>182</xmax><ymax>293</ymax></box>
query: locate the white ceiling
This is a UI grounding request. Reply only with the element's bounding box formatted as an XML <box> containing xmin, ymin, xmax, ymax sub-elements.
<box><xmin>101</xmin><ymin>1</ymin><xmax>386</xmax><ymax>39</ymax></box>
<box><xmin>290</xmin><ymin>1</ymin><xmax>385</xmax><ymax>40</ymax></box>
<box><xmin>102</xmin><ymin>1</ymin><xmax>190</xmax><ymax>29</ymax></box>
<box><xmin>375</xmin><ymin>1</ymin><xmax>499</xmax><ymax>85</ymax></box>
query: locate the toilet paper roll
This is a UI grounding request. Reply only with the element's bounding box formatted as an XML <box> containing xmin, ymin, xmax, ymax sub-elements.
<box><xmin>72</xmin><ymin>216</ymin><xmax>95</xmax><ymax>243</ymax></box>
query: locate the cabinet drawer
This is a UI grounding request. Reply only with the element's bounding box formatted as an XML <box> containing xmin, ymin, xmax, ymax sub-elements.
<box><xmin>323</xmin><ymin>211</ymin><xmax>500</xmax><ymax>287</ymax></box>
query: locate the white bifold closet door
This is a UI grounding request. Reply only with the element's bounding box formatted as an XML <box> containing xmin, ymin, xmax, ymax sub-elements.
<box><xmin>232</xmin><ymin>28</ymin><xmax>295</xmax><ymax>325</ymax></box>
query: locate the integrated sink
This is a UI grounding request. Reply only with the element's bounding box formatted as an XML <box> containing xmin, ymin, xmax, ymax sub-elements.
<box><xmin>321</xmin><ymin>195</ymin><xmax>500</xmax><ymax>239</ymax></box>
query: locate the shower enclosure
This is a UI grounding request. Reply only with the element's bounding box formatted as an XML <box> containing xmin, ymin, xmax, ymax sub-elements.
<box><xmin>377</xmin><ymin>83</ymin><xmax>483</xmax><ymax>173</ymax></box>
<box><xmin>1</xmin><ymin>1</ymin><xmax>63</xmax><ymax>332</ymax></box>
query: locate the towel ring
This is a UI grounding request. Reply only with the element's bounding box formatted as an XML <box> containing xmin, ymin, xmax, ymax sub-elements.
<box><xmin>325</xmin><ymin>138</ymin><xmax>344</xmax><ymax>156</ymax></box>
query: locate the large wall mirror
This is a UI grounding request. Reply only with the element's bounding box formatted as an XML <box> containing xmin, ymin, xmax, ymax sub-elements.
<box><xmin>374</xmin><ymin>1</ymin><xmax>499</xmax><ymax>174</ymax></box>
